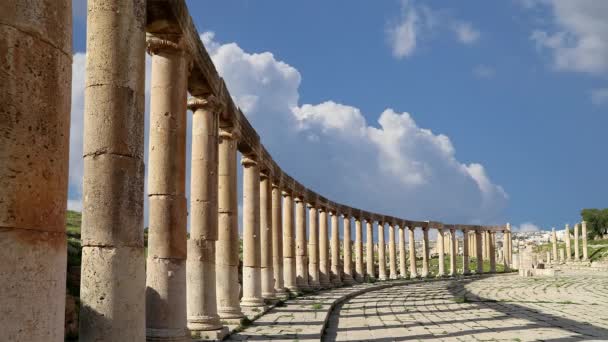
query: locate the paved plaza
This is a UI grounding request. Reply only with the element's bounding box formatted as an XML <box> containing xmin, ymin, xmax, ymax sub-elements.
<box><xmin>325</xmin><ymin>274</ymin><xmax>608</xmax><ymax>341</ymax></box>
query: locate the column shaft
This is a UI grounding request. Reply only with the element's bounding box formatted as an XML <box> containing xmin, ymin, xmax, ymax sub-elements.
<box><xmin>565</xmin><ymin>225</ymin><xmax>571</xmax><ymax>260</ymax></box>
<box><xmin>343</xmin><ymin>215</ymin><xmax>355</xmax><ymax>284</ymax></box>
<box><xmin>186</xmin><ymin>95</ymin><xmax>225</xmax><ymax>335</ymax></box>
<box><xmin>308</xmin><ymin>204</ymin><xmax>320</xmax><ymax>288</ymax></box>
<box><xmin>552</xmin><ymin>228</ymin><xmax>558</xmax><ymax>261</ymax></box>
<box><xmin>582</xmin><ymin>221</ymin><xmax>588</xmax><ymax>261</ymax></box>
<box><xmin>462</xmin><ymin>230</ymin><xmax>470</xmax><ymax>275</ymax></box>
<box><xmin>80</xmin><ymin>1</ymin><xmax>146</xmax><ymax>339</ymax></box>
<box><xmin>366</xmin><ymin>220</ymin><xmax>375</xmax><ymax>279</ymax></box>
<box><xmin>421</xmin><ymin>228</ymin><xmax>430</xmax><ymax>277</ymax></box>
<box><xmin>449</xmin><ymin>229</ymin><xmax>457</xmax><ymax>276</ymax></box>
<box><xmin>476</xmin><ymin>231</ymin><xmax>483</xmax><ymax>273</ymax></box>
<box><xmin>2</xmin><ymin>1</ymin><xmax>71</xmax><ymax>340</ymax></box>
<box><xmin>388</xmin><ymin>224</ymin><xmax>398</xmax><ymax>279</ymax></box>
<box><xmin>295</xmin><ymin>196</ymin><xmax>309</xmax><ymax>289</ymax></box>
<box><xmin>282</xmin><ymin>192</ymin><xmax>297</xmax><ymax>291</ymax></box>
<box><xmin>437</xmin><ymin>228</ymin><xmax>445</xmax><ymax>277</ymax></box>
<box><xmin>399</xmin><ymin>227</ymin><xmax>407</xmax><ymax>278</ymax></box>
<box><xmin>409</xmin><ymin>227</ymin><xmax>418</xmax><ymax>277</ymax></box>
<box><xmin>330</xmin><ymin>211</ymin><xmax>342</xmax><ymax>286</ymax></box>
<box><xmin>216</xmin><ymin>127</ymin><xmax>243</xmax><ymax>320</ymax></box>
<box><xmin>355</xmin><ymin>217</ymin><xmax>365</xmax><ymax>282</ymax></box>
<box><xmin>319</xmin><ymin>209</ymin><xmax>331</xmax><ymax>287</ymax></box>
<box><xmin>272</xmin><ymin>183</ymin><xmax>287</xmax><ymax>295</ymax></box>
<box><xmin>241</xmin><ymin>156</ymin><xmax>264</xmax><ymax>307</ymax></box>
<box><xmin>489</xmin><ymin>232</ymin><xmax>496</xmax><ymax>273</ymax></box>
<box><xmin>260</xmin><ymin>174</ymin><xmax>275</xmax><ymax>299</ymax></box>
<box><xmin>378</xmin><ymin>222</ymin><xmax>387</xmax><ymax>280</ymax></box>
<box><xmin>574</xmin><ymin>223</ymin><xmax>580</xmax><ymax>260</ymax></box>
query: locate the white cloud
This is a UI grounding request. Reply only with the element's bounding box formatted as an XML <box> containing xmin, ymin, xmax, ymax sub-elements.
<box><xmin>591</xmin><ymin>88</ymin><xmax>608</xmax><ymax>105</ymax></box>
<box><xmin>528</xmin><ymin>0</ymin><xmax>608</xmax><ymax>75</ymax></box>
<box><xmin>453</xmin><ymin>21</ymin><xmax>480</xmax><ymax>44</ymax></box>
<box><xmin>386</xmin><ymin>1</ymin><xmax>481</xmax><ymax>59</ymax></box>
<box><xmin>203</xmin><ymin>32</ymin><xmax>508</xmax><ymax>224</ymax></box>
<box><xmin>473</xmin><ymin>64</ymin><xmax>496</xmax><ymax>79</ymax></box>
<box><xmin>512</xmin><ymin>222</ymin><xmax>542</xmax><ymax>232</ymax></box>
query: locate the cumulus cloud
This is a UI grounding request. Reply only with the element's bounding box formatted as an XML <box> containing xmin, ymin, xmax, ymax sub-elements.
<box><xmin>512</xmin><ymin>222</ymin><xmax>542</xmax><ymax>232</ymax></box>
<box><xmin>591</xmin><ymin>88</ymin><xmax>608</xmax><ymax>106</ymax></box>
<box><xmin>203</xmin><ymin>32</ymin><xmax>507</xmax><ymax>224</ymax></box>
<box><xmin>528</xmin><ymin>0</ymin><xmax>608</xmax><ymax>75</ymax></box>
<box><xmin>386</xmin><ymin>1</ymin><xmax>480</xmax><ymax>59</ymax></box>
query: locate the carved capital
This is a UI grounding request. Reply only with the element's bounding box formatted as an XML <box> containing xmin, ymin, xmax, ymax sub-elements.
<box><xmin>188</xmin><ymin>95</ymin><xmax>224</xmax><ymax>114</ymax></box>
<box><xmin>146</xmin><ymin>34</ymin><xmax>182</xmax><ymax>55</ymax></box>
<box><xmin>219</xmin><ymin>125</ymin><xmax>240</xmax><ymax>141</ymax></box>
<box><xmin>241</xmin><ymin>154</ymin><xmax>258</xmax><ymax>167</ymax></box>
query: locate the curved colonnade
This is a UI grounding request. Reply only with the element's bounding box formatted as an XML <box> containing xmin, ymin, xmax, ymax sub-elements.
<box><xmin>0</xmin><ymin>1</ymin><xmax>512</xmax><ymax>341</ymax></box>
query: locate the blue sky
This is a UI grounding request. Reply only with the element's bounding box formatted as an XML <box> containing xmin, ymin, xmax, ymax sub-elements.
<box><xmin>69</xmin><ymin>0</ymin><xmax>608</xmax><ymax>233</ymax></box>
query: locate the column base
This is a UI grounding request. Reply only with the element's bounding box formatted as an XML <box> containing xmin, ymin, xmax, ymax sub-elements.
<box><xmin>462</xmin><ymin>270</ymin><xmax>471</xmax><ymax>276</ymax></box>
<box><xmin>190</xmin><ymin>326</ymin><xmax>229</xmax><ymax>342</ymax></box>
<box><xmin>436</xmin><ymin>273</ymin><xmax>445</xmax><ymax>278</ymax></box>
<box><xmin>218</xmin><ymin>307</ymin><xmax>245</xmax><ymax>321</ymax></box>
<box><xmin>410</xmin><ymin>273</ymin><xmax>419</xmax><ymax>279</ymax></box>
<box><xmin>241</xmin><ymin>297</ymin><xmax>266</xmax><ymax>308</ymax></box>
<box><xmin>188</xmin><ymin>315</ymin><xmax>223</xmax><ymax>333</ymax></box>
<box><xmin>274</xmin><ymin>287</ymin><xmax>290</xmax><ymax>299</ymax></box>
<box><xmin>342</xmin><ymin>275</ymin><xmax>356</xmax><ymax>285</ymax></box>
<box><xmin>319</xmin><ymin>279</ymin><xmax>333</xmax><ymax>289</ymax></box>
<box><xmin>390</xmin><ymin>274</ymin><xmax>399</xmax><ymax>280</ymax></box>
<box><xmin>309</xmin><ymin>280</ymin><xmax>322</xmax><ymax>289</ymax></box>
<box><xmin>378</xmin><ymin>275</ymin><xmax>388</xmax><ymax>281</ymax></box>
<box><xmin>355</xmin><ymin>274</ymin><xmax>365</xmax><ymax>283</ymax></box>
<box><xmin>262</xmin><ymin>291</ymin><xmax>277</xmax><ymax>301</ymax></box>
<box><xmin>241</xmin><ymin>305</ymin><xmax>268</xmax><ymax>318</ymax></box>
<box><xmin>146</xmin><ymin>328</ymin><xmax>190</xmax><ymax>342</ymax></box>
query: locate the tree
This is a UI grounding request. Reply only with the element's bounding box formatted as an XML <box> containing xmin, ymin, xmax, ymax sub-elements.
<box><xmin>580</xmin><ymin>208</ymin><xmax>608</xmax><ymax>239</ymax></box>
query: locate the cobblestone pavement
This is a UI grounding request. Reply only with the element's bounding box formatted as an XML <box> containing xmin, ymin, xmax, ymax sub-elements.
<box><xmin>324</xmin><ymin>273</ymin><xmax>608</xmax><ymax>341</ymax></box>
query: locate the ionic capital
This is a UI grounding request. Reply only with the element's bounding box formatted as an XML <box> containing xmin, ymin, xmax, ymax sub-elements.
<box><xmin>219</xmin><ymin>125</ymin><xmax>240</xmax><ymax>141</ymax></box>
<box><xmin>146</xmin><ymin>34</ymin><xmax>183</xmax><ymax>55</ymax></box>
<box><xmin>187</xmin><ymin>94</ymin><xmax>224</xmax><ymax>114</ymax></box>
<box><xmin>241</xmin><ymin>154</ymin><xmax>258</xmax><ymax>167</ymax></box>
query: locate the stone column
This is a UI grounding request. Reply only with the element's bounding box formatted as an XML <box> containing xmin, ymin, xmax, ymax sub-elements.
<box><xmin>389</xmin><ymin>223</ymin><xmax>398</xmax><ymax>279</ymax></box>
<box><xmin>1</xmin><ymin>1</ymin><xmax>71</xmax><ymax>340</ymax></box>
<box><xmin>342</xmin><ymin>213</ymin><xmax>355</xmax><ymax>285</ymax></box>
<box><xmin>421</xmin><ymin>227</ymin><xmax>430</xmax><ymax>278</ymax></box>
<box><xmin>282</xmin><ymin>191</ymin><xmax>298</xmax><ymax>292</ymax></box>
<box><xmin>582</xmin><ymin>221</ymin><xmax>588</xmax><ymax>261</ymax></box>
<box><xmin>546</xmin><ymin>251</ymin><xmax>551</xmax><ymax>264</ymax></box>
<box><xmin>271</xmin><ymin>181</ymin><xmax>288</xmax><ymax>297</ymax></box>
<box><xmin>186</xmin><ymin>95</ymin><xmax>226</xmax><ymax>337</ymax></box>
<box><xmin>551</xmin><ymin>227</ymin><xmax>558</xmax><ymax>261</ymax></box>
<box><xmin>241</xmin><ymin>155</ymin><xmax>265</xmax><ymax>309</ymax></box>
<box><xmin>489</xmin><ymin>231</ymin><xmax>496</xmax><ymax>273</ymax></box>
<box><xmin>319</xmin><ymin>208</ymin><xmax>332</xmax><ymax>288</ymax></box>
<box><xmin>409</xmin><ymin>227</ymin><xmax>418</xmax><ymax>278</ymax></box>
<box><xmin>260</xmin><ymin>172</ymin><xmax>276</xmax><ymax>299</ymax></box>
<box><xmin>565</xmin><ymin>224</ymin><xmax>571</xmax><ymax>260</ymax></box>
<box><xmin>378</xmin><ymin>222</ymin><xmax>387</xmax><ymax>280</ymax></box>
<box><xmin>437</xmin><ymin>228</ymin><xmax>445</xmax><ymax>277</ymax></box>
<box><xmin>80</xmin><ymin>1</ymin><xmax>146</xmax><ymax>339</ymax></box>
<box><xmin>295</xmin><ymin>195</ymin><xmax>309</xmax><ymax>290</ymax></box>
<box><xmin>450</xmin><ymin>228</ymin><xmax>457</xmax><ymax>276</ymax></box>
<box><xmin>462</xmin><ymin>229</ymin><xmax>471</xmax><ymax>275</ymax></box>
<box><xmin>307</xmin><ymin>202</ymin><xmax>320</xmax><ymax>288</ymax></box>
<box><xmin>216</xmin><ymin>126</ymin><xmax>244</xmax><ymax>320</ymax></box>
<box><xmin>399</xmin><ymin>226</ymin><xmax>408</xmax><ymax>278</ymax></box>
<box><xmin>559</xmin><ymin>248</ymin><xmax>565</xmax><ymax>262</ymax></box>
<box><xmin>355</xmin><ymin>216</ymin><xmax>365</xmax><ymax>282</ymax></box>
<box><xmin>475</xmin><ymin>230</ymin><xmax>483</xmax><ymax>273</ymax></box>
<box><xmin>330</xmin><ymin>210</ymin><xmax>342</xmax><ymax>286</ymax></box>
<box><xmin>366</xmin><ymin>219</ymin><xmax>375</xmax><ymax>279</ymax></box>
<box><xmin>574</xmin><ymin>223</ymin><xmax>580</xmax><ymax>260</ymax></box>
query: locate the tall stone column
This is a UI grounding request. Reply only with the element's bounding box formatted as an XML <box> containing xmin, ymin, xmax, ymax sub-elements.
<box><xmin>241</xmin><ymin>155</ymin><xmax>265</xmax><ymax>309</ymax></box>
<box><xmin>551</xmin><ymin>228</ymin><xmax>558</xmax><ymax>261</ymax></box>
<box><xmin>330</xmin><ymin>210</ymin><xmax>342</xmax><ymax>286</ymax></box>
<box><xmin>378</xmin><ymin>222</ymin><xmax>387</xmax><ymax>280</ymax></box>
<box><xmin>421</xmin><ymin>227</ymin><xmax>430</xmax><ymax>278</ymax></box>
<box><xmin>489</xmin><ymin>231</ymin><xmax>496</xmax><ymax>273</ymax></box>
<box><xmin>389</xmin><ymin>223</ymin><xmax>398</xmax><ymax>279</ymax></box>
<box><xmin>565</xmin><ymin>224</ymin><xmax>572</xmax><ymax>260</ymax></box>
<box><xmin>366</xmin><ymin>219</ymin><xmax>375</xmax><ymax>279</ymax></box>
<box><xmin>343</xmin><ymin>213</ymin><xmax>355</xmax><ymax>285</ymax></box>
<box><xmin>409</xmin><ymin>227</ymin><xmax>418</xmax><ymax>278</ymax></box>
<box><xmin>271</xmin><ymin>181</ymin><xmax>287</xmax><ymax>297</ymax></box>
<box><xmin>186</xmin><ymin>95</ymin><xmax>226</xmax><ymax>337</ymax></box>
<box><xmin>260</xmin><ymin>173</ymin><xmax>276</xmax><ymax>299</ymax></box>
<box><xmin>295</xmin><ymin>195</ymin><xmax>309</xmax><ymax>290</ymax></box>
<box><xmin>319</xmin><ymin>208</ymin><xmax>332</xmax><ymax>288</ymax></box>
<box><xmin>436</xmin><ymin>228</ymin><xmax>445</xmax><ymax>277</ymax></box>
<box><xmin>1</xmin><ymin>1</ymin><xmax>71</xmax><ymax>340</ymax></box>
<box><xmin>80</xmin><ymin>1</ymin><xmax>146</xmax><ymax>340</ymax></box>
<box><xmin>475</xmin><ymin>230</ymin><xmax>483</xmax><ymax>274</ymax></box>
<box><xmin>399</xmin><ymin>226</ymin><xmax>408</xmax><ymax>278</ymax></box>
<box><xmin>582</xmin><ymin>221</ymin><xmax>589</xmax><ymax>261</ymax></box>
<box><xmin>216</xmin><ymin>125</ymin><xmax>244</xmax><ymax>320</ymax></box>
<box><xmin>574</xmin><ymin>223</ymin><xmax>580</xmax><ymax>260</ymax></box>
<box><xmin>307</xmin><ymin>202</ymin><xmax>320</xmax><ymax>288</ymax></box>
<box><xmin>282</xmin><ymin>191</ymin><xmax>298</xmax><ymax>292</ymax></box>
<box><xmin>355</xmin><ymin>216</ymin><xmax>365</xmax><ymax>282</ymax></box>
<box><xmin>462</xmin><ymin>229</ymin><xmax>471</xmax><ymax>275</ymax></box>
<box><xmin>449</xmin><ymin>228</ymin><xmax>457</xmax><ymax>276</ymax></box>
